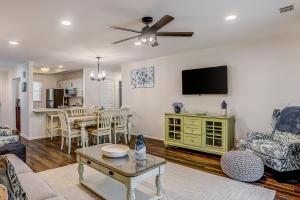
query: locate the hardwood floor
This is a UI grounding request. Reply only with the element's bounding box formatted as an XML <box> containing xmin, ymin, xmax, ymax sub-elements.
<box><xmin>20</xmin><ymin>136</ymin><xmax>300</xmax><ymax>200</ymax></box>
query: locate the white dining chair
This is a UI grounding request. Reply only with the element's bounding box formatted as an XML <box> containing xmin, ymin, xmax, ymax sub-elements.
<box><xmin>57</xmin><ymin>110</ymin><xmax>81</xmax><ymax>154</ymax></box>
<box><xmin>70</xmin><ymin>107</ymin><xmax>87</xmax><ymax>116</ymax></box>
<box><xmin>121</xmin><ymin>106</ymin><xmax>132</xmax><ymax>141</ymax></box>
<box><xmin>86</xmin><ymin>106</ymin><xmax>100</xmax><ymax>115</ymax></box>
<box><xmin>112</xmin><ymin>109</ymin><xmax>129</xmax><ymax>144</ymax></box>
<box><xmin>87</xmin><ymin>110</ymin><xmax>112</xmax><ymax>144</ymax></box>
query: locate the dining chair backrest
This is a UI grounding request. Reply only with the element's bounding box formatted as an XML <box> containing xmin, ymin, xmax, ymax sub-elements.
<box><xmin>87</xmin><ymin>106</ymin><xmax>99</xmax><ymax>115</ymax></box>
<box><xmin>97</xmin><ymin>110</ymin><xmax>113</xmax><ymax>130</ymax></box>
<box><xmin>57</xmin><ymin>110</ymin><xmax>71</xmax><ymax>134</ymax></box>
<box><xmin>70</xmin><ymin>107</ymin><xmax>86</xmax><ymax>116</ymax></box>
<box><xmin>114</xmin><ymin>109</ymin><xmax>128</xmax><ymax>126</ymax></box>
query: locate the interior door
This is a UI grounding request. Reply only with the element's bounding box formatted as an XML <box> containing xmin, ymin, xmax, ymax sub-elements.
<box><xmin>99</xmin><ymin>80</ymin><xmax>115</xmax><ymax>109</ymax></box>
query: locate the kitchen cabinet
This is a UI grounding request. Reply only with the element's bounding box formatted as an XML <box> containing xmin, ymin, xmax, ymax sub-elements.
<box><xmin>57</xmin><ymin>79</ymin><xmax>83</xmax><ymax>96</ymax></box>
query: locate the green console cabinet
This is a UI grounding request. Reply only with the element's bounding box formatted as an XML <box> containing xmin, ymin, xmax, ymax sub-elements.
<box><xmin>164</xmin><ymin>113</ymin><xmax>235</xmax><ymax>155</ymax></box>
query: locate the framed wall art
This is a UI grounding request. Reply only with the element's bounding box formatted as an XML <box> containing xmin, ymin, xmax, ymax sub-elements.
<box><xmin>131</xmin><ymin>66</ymin><xmax>154</xmax><ymax>88</ymax></box>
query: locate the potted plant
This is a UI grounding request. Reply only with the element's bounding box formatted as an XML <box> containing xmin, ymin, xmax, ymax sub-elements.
<box><xmin>172</xmin><ymin>102</ymin><xmax>183</xmax><ymax>114</ymax></box>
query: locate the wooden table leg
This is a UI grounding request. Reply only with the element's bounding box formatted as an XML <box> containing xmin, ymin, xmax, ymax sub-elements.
<box><xmin>78</xmin><ymin>162</ymin><xmax>84</xmax><ymax>182</ymax></box>
<box><xmin>126</xmin><ymin>188</ymin><xmax>135</xmax><ymax>200</ymax></box>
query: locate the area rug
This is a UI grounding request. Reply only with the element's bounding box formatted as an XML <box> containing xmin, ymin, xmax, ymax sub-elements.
<box><xmin>38</xmin><ymin>162</ymin><xmax>275</xmax><ymax>200</ymax></box>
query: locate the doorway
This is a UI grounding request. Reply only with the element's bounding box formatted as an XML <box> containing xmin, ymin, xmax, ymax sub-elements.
<box><xmin>99</xmin><ymin>80</ymin><xmax>115</xmax><ymax>109</ymax></box>
<box><xmin>12</xmin><ymin>78</ymin><xmax>21</xmax><ymax>131</ymax></box>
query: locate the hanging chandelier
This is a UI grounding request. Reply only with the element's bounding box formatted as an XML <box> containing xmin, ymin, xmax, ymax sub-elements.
<box><xmin>90</xmin><ymin>57</ymin><xmax>106</xmax><ymax>81</ymax></box>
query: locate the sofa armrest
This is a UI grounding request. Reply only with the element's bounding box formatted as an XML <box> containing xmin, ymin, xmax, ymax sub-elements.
<box><xmin>247</xmin><ymin>131</ymin><xmax>273</xmax><ymax>140</ymax></box>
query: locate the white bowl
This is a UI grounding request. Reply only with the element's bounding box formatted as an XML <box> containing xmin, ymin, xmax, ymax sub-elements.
<box><xmin>101</xmin><ymin>144</ymin><xmax>130</xmax><ymax>158</ymax></box>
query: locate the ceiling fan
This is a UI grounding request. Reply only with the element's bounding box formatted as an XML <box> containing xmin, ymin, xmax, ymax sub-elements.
<box><xmin>107</xmin><ymin>15</ymin><xmax>193</xmax><ymax>47</ymax></box>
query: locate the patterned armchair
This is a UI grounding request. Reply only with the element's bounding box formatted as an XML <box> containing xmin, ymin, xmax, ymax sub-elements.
<box><xmin>0</xmin><ymin>128</ymin><xmax>25</xmax><ymax>162</ymax></box>
<box><xmin>240</xmin><ymin>107</ymin><xmax>300</xmax><ymax>172</ymax></box>
<box><xmin>0</xmin><ymin>128</ymin><xmax>19</xmax><ymax>147</ymax></box>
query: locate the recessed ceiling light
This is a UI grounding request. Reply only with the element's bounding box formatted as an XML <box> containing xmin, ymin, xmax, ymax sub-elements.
<box><xmin>40</xmin><ymin>67</ymin><xmax>50</xmax><ymax>72</ymax></box>
<box><xmin>9</xmin><ymin>41</ymin><xmax>19</xmax><ymax>45</ymax></box>
<box><xmin>58</xmin><ymin>65</ymin><xmax>63</xmax><ymax>68</ymax></box>
<box><xmin>61</xmin><ymin>20</ymin><xmax>71</xmax><ymax>26</ymax></box>
<box><xmin>225</xmin><ymin>15</ymin><xmax>237</xmax><ymax>21</ymax></box>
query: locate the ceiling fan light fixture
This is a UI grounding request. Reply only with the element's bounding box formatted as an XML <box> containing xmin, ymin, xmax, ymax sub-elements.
<box><xmin>109</xmin><ymin>15</ymin><xmax>193</xmax><ymax>47</ymax></box>
<box><xmin>134</xmin><ymin>40</ymin><xmax>142</xmax><ymax>46</ymax></box>
<box><xmin>137</xmin><ymin>33</ymin><xmax>157</xmax><ymax>46</ymax></box>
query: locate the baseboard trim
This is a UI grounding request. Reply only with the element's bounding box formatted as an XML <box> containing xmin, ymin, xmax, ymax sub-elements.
<box><xmin>23</xmin><ymin>132</ymin><xmax>162</xmax><ymax>141</ymax></box>
<box><xmin>21</xmin><ymin>134</ymin><xmax>60</xmax><ymax>140</ymax></box>
<box><xmin>20</xmin><ymin>133</ymin><xmax>30</xmax><ymax>140</ymax></box>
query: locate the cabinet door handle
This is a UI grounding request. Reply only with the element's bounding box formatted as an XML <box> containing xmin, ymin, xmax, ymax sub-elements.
<box><xmin>109</xmin><ymin>171</ymin><xmax>114</xmax><ymax>176</ymax></box>
<box><xmin>87</xmin><ymin>160</ymin><xmax>91</xmax><ymax>165</ymax></box>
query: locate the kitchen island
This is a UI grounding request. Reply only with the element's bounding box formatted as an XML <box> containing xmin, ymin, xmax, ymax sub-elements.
<box><xmin>31</xmin><ymin>107</ymin><xmax>83</xmax><ymax>140</ymax></box>
<box><xmin>33</xmin><ymin>106</ymin><xmax>82</xmax><ymax>113</ymax></box>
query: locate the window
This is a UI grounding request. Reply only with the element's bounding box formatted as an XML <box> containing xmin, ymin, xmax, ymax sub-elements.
<box><xmin>33</xmin><ymin>81</ymin><xmax>43</xmax><ymax>102</ymax></box>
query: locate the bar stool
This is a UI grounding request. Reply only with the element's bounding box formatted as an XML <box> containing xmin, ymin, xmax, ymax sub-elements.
<box><xmin>46</xmin><ymin>113</ymin><xmax>61</xmax><ymax>139</ymax></box>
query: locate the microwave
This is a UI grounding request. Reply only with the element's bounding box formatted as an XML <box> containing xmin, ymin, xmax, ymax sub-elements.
<box><xmin>65</xmin><ymin>88</ymin><xmax>77</xmax><ymax>96</ymax></box>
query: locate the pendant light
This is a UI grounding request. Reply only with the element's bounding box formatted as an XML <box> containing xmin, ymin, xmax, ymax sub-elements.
<box><xmin>90</xmin><ymin>57</ymin><xmax>106</xmax><ymax>81</ymax></box>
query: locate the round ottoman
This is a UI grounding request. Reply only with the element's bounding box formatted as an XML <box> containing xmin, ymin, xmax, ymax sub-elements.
<box><xmin>221</xmin><ymin>150</ymin><xmax>264</xmax><ymax>182</ymax></box>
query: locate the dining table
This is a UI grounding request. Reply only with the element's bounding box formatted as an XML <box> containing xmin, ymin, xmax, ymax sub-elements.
<box><xmin>68</xmin><ymin>113</ymin><xmax>133</xmax><ymax>148</ymax></box>
<box><xmin>68</xmin><ymin>114</ymin><xmax>98</xmax><ymax>147</ymax></box>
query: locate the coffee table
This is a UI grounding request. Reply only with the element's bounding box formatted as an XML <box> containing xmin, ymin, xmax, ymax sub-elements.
<box><xmin>75</xmin><ymin>144</ymin><xmax>166</xmax><ymax>200</ymax></box>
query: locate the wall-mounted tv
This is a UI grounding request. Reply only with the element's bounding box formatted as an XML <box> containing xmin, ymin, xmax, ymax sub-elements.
<box><xmin>182</xmin><ymin>65</ymin><xmax>228</xmax><ymax>95</ymax></box>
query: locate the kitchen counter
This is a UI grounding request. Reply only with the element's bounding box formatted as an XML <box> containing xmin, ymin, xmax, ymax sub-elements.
<box><xmin>33</xmin><ymin>106</ymin><xmax>82</xmax><ymax>113</ymax></box>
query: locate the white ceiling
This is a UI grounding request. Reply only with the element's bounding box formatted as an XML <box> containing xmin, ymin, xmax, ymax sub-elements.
<box><xmin>0</xmin><ymin>0</ymin><xmax>299</xmax><ymax>70</ymax></box>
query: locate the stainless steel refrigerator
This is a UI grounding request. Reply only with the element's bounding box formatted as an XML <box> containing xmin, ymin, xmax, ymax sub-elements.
<box><xmin>46</xmin><ymin>89</ymin><xmax>64</xmax><ymax>108</ymax></box>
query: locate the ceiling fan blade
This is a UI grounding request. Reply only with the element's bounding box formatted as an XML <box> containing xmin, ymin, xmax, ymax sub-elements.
<box><xmin>157</xmin><ymin>32</ymin><xmax>194</xmax><ymax>37</ymax></box>
<box><xmin>107</xmin><ymin>25</ymin><xmax>141</xmax><ymax>33</ymax></box>
<box><xmin>112</xmin><ymin>35</ymin><xmax>140</xmax><ymax>44</ymax></box>
<box><xmin>150</xmin><ymin>15</ymin><xmax>175</xmax><ymax>32</ymax></box>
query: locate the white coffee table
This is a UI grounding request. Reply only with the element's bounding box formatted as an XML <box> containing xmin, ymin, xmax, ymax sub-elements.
<box><xmin>75</xmin><ymin>144</ymin><xmax>166</xmax><ymax>200</ymax></box>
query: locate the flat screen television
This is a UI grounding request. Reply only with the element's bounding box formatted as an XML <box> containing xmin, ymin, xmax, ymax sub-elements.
<box><xmin>182</xmin><ymin>65</ymin><xmax>228</xmax><ymax>94</ymax></box>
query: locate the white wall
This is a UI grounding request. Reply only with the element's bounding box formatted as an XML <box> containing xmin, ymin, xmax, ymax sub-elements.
<box><xmin>122</xmin><ymin>35</ymin><xmax>300</xmax><ymax>141</ymax></box>
<box><xmin>0</xmin><ymin>71</ymin><xmax>10</xmax><ymax>127</ymax></box>
<box><xmin>7</xmin><ymin>62</ymin><xmax>33</xmax><ymax>139</ymax></box>
<box><xmin>33</xmin><ymin>73</ymin><xmax>61</xmax><ymax>108</ymax></box>
<box><xmin>55</xmin><ymin>70</ymin><xmax>83</xmax><ymax>81</ymax></box>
